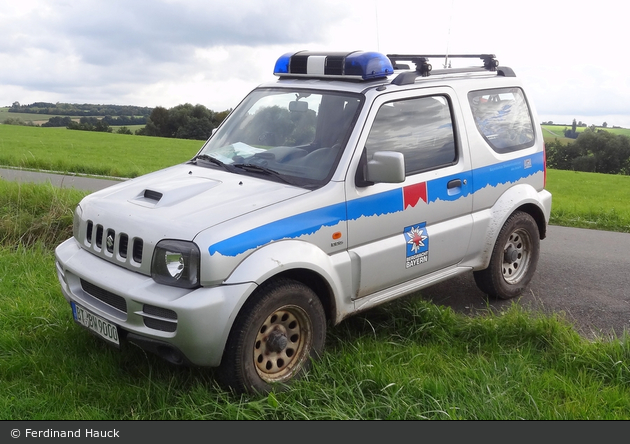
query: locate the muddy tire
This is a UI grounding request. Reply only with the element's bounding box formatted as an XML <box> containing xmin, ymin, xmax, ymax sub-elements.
<box><xmin>218</xmin><ymin>278</ymin><xmax>326</xmax><ymax>394</ymax></box>
<box><xmin>474</xmin><ymin>211</ymin><xmax>540</xmax><ymax>299</ymax></box>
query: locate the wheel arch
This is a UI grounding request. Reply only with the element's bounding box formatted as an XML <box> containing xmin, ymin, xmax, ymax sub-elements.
<box><xmin>269</xmin><ymin>268</ymin><xmax>336</xmax><ymax>326</ymax></box>
<box><xmin>223</xmin><ymin>239</ymin><xmax>350</xmax><ymax>325</ymax></box>
<box><xmin>517</xmin><ymin>202</ymin><xmax>547</xmax><ymax>240</ymax></box>
<box><xmin>466</xmin><ymin>184</ymin><xmax>550</xmax><ymax>270</ymax></box>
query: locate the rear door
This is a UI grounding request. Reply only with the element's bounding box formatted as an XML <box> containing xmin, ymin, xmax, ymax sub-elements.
<box><xmin>345</xmin><ymin>87</ymin><xmax>474</xmax><ymax>298</ymax></box>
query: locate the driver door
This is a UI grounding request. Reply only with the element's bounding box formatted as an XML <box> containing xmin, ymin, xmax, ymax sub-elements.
<box><xmin>345</xmin><ymin>88</ymin><xmax>474</xmax><ymax>298</ymax></box>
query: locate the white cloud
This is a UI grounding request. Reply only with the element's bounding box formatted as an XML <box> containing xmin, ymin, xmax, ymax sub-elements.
<box><xmin>1</xmin><ymin>0</ymin><xmax>629</xmax><ymax>127</ymax></box>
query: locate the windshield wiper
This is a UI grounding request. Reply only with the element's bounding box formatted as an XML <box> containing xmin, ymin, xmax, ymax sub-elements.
<box><xmin>192</xmin><ymin>154</ymin><xmax>235</xmax><ymax>172</ymax></box>
<box><xmin>232</xmin><ymin>163</ymin><xmax>298</xmax><ymax>186</ymax></box>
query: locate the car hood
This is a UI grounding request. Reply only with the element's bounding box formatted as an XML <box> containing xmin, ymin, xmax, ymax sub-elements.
<box><xmin>80</xmin><ymin>163</ymin><xmax>310</xmax><ymax>240</ymax></box>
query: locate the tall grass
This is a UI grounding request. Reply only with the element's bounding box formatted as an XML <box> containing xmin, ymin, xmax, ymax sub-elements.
<box><xmin>1</xmin><ymin>179</ymin><xmax>630</xmax><ymax>419</ymax></box>
<box><xmin>1</xmin><ymin>250</ymin><xmax>629</xmax><ymax>419</ymax></box>
<box><xmin>0</xmin><ymin>180</ymin><xmax>87</xmax><ymax>249</ymax></box>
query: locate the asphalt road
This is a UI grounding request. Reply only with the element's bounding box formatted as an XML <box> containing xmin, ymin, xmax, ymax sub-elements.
<box><xmin>3</xmin><ymin>167</ymin><xmax>629</xmax><ymax>339</ymax></box>
<box><xmin>422</xmin><ymin>225</ymin><xmax>630</xmax><ymax>339</ymax></box>
<box><xmin>0</xmin><ymin>167</ymin><xmax>124</xmax><ymax>192</ymax></box>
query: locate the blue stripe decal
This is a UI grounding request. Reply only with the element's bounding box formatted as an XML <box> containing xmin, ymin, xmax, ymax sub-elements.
<box><xmin>427</xmin><ymin>171</ymin><xmax>474</xmax><ymax>202</ymax></box>
<box><xmin>209</xmin><ymin>152</ymin><xmax>544</xmax><ymax>257</ymax></box>
<box><xmin>209</xmin><ymin>202</ymin><xmax>347</xmax><ymax>256</ymax></box>
<box><xmin>347</xmin><ymin>189</ymin><xmax>402</xmax><ymax>220</ymax></box>
<box><xmin>472</xmin><ymin>152</ymin><xmax>545</xmax><ymax>192</ymax></box>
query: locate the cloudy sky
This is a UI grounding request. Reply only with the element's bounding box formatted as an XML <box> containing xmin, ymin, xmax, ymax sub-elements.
<box><xmin>2</xmin><ymin>0</ymin><xmax>629</xmax><ymax>127</ymax></box>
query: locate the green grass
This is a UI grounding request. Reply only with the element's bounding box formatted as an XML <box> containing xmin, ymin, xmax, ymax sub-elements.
<box><xmin>110</xmin><ymin>124</ymin><xmax>146</xmax><ymax>132</ymax></box>
<box><xmin>2</xmin><ymin>126</ymin><xmax>630</xmax><ymax>419</ymax></box>
<box><xmin>1</xmin><ymin>239</ymin><xmax>629</xmax><ymax>419</ymax></box>
<box><xmin>541</xmin><ymin>126</ymin><xmax>574</xmax><ymax>144</ymax></box>
<box><xmin>0</xmin><ymin>124</ymin><xmax>201</xmax><ymax>178</ymax></box>
<box><xmin>545</xmin><ymin>169</ymin><xmax>630</xmax><ymax>232</ymax></box>
<box><xmin>0</xmin><ymin>107</ymin><xmax>78</xmax><ymax>124</ymax></box>
<box><xmin>542</xmin><ymin>124</ymin><xmax>630</xmax><ymax>137</ymax></box>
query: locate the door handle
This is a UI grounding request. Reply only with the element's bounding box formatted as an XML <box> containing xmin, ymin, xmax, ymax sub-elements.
<box><xmin>447</xmin><ymin>179</ymin><xmax>462</xmax><ymax>189</ymax></box>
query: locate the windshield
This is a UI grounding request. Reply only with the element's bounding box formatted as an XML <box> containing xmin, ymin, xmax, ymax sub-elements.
<box><xmin>197</xmin><ymin>88</ymin><xmax>363</xmax><ymax>188</ymax></box>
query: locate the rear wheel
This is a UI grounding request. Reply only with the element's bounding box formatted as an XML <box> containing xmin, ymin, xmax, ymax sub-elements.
<box><xmin>218</xmin><ymin>278</ymin><xmax>326</xmax><ymax>394</ymax></box>
<box><xmin>474</xmin><ymin>211</ymin><xmax>540</xmax><ymax>299</ymax></box>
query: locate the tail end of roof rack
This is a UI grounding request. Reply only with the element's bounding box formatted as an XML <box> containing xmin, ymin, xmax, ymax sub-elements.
<box><xmin>387</xmin><ymin>54</ymin><xmax>515</xmax><ymax>85</ymax></box>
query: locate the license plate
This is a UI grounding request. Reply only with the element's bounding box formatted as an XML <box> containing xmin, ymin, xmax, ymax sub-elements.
<box><xmin>72</xmin><ymin>302</ymin><xmax>120</xmax><ymax>346</ymax></box>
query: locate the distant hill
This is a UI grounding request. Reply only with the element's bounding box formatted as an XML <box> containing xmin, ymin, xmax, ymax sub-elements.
<box><xmin>7</xmin><ymin>102</ymin><xmax>152</xmax><ymax>117</ymax></box>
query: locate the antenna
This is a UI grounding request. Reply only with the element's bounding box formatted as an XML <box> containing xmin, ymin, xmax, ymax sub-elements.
<box><xmin>444</xmin><ymin>0</ymin><xmax>455</xmax><ymax>68</ymax></box>
<box><xmin>374</xmin><ymin>1</ymin><xmax>380</xmax><ymax>52</ymax></box>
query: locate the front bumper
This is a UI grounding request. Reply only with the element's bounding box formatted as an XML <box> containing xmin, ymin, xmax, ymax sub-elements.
<box><xmin>55</xmin><ymin>238</ymin><xmax>256</xmax><ymax>367</ymax></box>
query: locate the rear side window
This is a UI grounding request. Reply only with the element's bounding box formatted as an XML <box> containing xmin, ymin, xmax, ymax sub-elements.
<box><xmin>468</xmin><ymin>88</ymin><xmax>535</xmax><ymax>153</ymax></box>
<box><xmin>365</xmin><ymin>95</ymin><xmax>456</xmax><ymax>175</ymax></box>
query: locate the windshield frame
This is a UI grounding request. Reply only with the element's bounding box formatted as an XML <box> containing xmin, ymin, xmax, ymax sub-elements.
<box><xmin>195</xmin><ymin>87</ymin><xmax>365</xmax><ymax>189</ymax></box>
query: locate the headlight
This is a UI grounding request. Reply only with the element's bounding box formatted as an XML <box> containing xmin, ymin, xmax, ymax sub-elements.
<box><xmin>73</xmin><ymin>205</ymin><xmax>82</xmax><ymax>240</ymax></box>
<box><xmin>151</xmin><ymin>240</ymin><xmax>200</xmax><ymax>289</ymax></box>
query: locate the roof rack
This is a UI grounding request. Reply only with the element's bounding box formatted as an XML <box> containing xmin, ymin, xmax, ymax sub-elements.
<box><xmin>387</xmin><ymin>54</ymin><xmax>515</xmax><ymax>85</ymax></box>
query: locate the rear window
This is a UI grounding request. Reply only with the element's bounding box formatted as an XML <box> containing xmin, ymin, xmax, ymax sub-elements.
<box><xmin>468</xmin><ymin>88</ymin><xmax>535</xmax><ymax>153</ymax></box>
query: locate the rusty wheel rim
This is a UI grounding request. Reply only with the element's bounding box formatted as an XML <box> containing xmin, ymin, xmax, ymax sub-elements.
<box><xmin>253</xmin><ymin>305</ymin><xmax>312</xmax><ymax>383</ymax></box>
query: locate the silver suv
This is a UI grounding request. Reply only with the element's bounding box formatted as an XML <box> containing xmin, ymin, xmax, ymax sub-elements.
<box><xmin>55</xmin><ymin>51</ymin><xmax>552</xmax><ymax>393</ymax></box>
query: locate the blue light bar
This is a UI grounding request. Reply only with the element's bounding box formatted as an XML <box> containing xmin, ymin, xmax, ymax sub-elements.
<box><xmin>274</xmin><ymin>51</ymin><xmax>394</xmax><ymax>81</ymax></box>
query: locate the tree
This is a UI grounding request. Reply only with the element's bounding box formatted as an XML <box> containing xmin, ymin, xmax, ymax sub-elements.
<box><xmin>564</xmin><ymin>118</ymin><xmax>579</xmax><ymax>139</ymax></box>
<box><xmin>545</xmin><ymin>132</ymin><xmax>630</xmax><ymax>175</ymax></box>
<box><xmin>602</xmin><ymin>122</ymin><xmax>608</xmax><ymax>128</ymax></box>
<box><xmin>42</xmin><ymin>116</ymin><xmax>73</xmax><ymax>127</ymax></box>
<box><xmin>67</xmin><ymin>116</ymin><xmax>112</xmax><ymax>133</ymax></box>
<box><xmin>116</xmin><ymin>127</ymin><xmax>133</xmax><ymax>135</ymax></box>
<box><xmin>136</xmin><ymin>104</ymin><xmax>226</xmax><ymax>140</ymax></box>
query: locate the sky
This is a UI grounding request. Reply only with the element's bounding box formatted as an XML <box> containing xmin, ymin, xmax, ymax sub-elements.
<box><xmin>1</xmin><ymin>0</ymin><xmax>629</xmax><ymax>127</ymax></box>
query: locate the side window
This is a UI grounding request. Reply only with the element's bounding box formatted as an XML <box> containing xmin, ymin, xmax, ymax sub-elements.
<box><xmin>365</xmin><ymin>95</ymin><xmax>457</xmax><ymax>175</ymax></box>
<box><xmin>468</xmin><ymin>87</ymin><xmax>535</xmax><ymax>153</ymax></box>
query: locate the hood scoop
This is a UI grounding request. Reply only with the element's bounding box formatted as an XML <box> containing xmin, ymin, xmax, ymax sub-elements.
<box><xmin>143</xmin><ymin>189</ymin><xmax>163</xmax><ymax>202</ymax></box>
<box><xmin>128</xmin><ymin>176</ymin><xmax>221</xmax><ymax>208</ymax></box>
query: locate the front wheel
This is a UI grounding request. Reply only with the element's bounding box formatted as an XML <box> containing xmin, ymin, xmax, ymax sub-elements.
<box><xmin>474</xmin><ymin>211</ymin><xmax>540</xmax><ymax>299</ymax></box>
<box><xmin>218</xmin><ymin>278</ymin><xmax>326</xmax><ymax>394</ymax></box>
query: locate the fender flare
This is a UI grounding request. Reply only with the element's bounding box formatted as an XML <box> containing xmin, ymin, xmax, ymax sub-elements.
<box><xmin>223</xmin><ymin>239</ymin><xmax>354</xmax><ymax>323</ymax></box>
<box><xmin>466</xmin><ymin>184</ymin><xmax>550</xmax><ymax>270</ymax></box>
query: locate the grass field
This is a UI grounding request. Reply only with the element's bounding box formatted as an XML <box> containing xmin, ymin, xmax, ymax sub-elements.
<box><xmin>546</xmin><ymin>170</ymin><xmax>630</xmax><ymax>232</ymax></box>
<box><xmin>1</xmin><ymin>124</ymin><xmax>629</xmax><ymax>232</ymax></box>
<box><xmin>1</xmin><ymin>179</ymin><xmax>629</xmax><ymax>419</ymax></box>
<box><xmin>0</xmin><ymin>108</ymin><xmax>146</xmax><ymax>134</ymax></box>
<box><xmin>0</xmin><ymin>107</ymin><xmax>83</xmax><ymax>125</ymax></box>
<box><xmin>0</xmin><ymin>124</ymin><xmax>201</xmax><ymax>177</ymax></box>
<box><xmin>1</xmin><ymin>123</ymin><xmax>630</xmax><ymax>420</ymax></box>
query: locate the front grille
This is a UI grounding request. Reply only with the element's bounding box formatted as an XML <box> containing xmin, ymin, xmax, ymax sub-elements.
<box><xmin>119</xmin><ymin>234</ymin><xmax>128</xmax><ymax>259</ymax></box>
<box><xmin>106</xmin><ymin>229</ymin><xmax>115</xmax><ymax>253</ymax></box>
<box><xmin>132</xmin><ymin>239</ymin><xmax>143</xmax><ymax>263</ymax></box>
<box><xmin>83</xmin><ymin>219</ymin><xmax>144</xmax><ymax>265</ymax></box>
<box><xmin>81</xmin><ymin>279</ymin><xmax>127</xmax><ymax>313</ymax></box>
<box><xmin>95</xmin><ymin>225</ymin><xmax>103</xmax><ymax>248</ymax></box>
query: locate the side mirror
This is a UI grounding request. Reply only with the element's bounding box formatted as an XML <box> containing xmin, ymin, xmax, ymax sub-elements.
<box><xmin>366</xmin><ymin>151</ymin><xmax>405</xmax><ymax>183</ymax></box>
